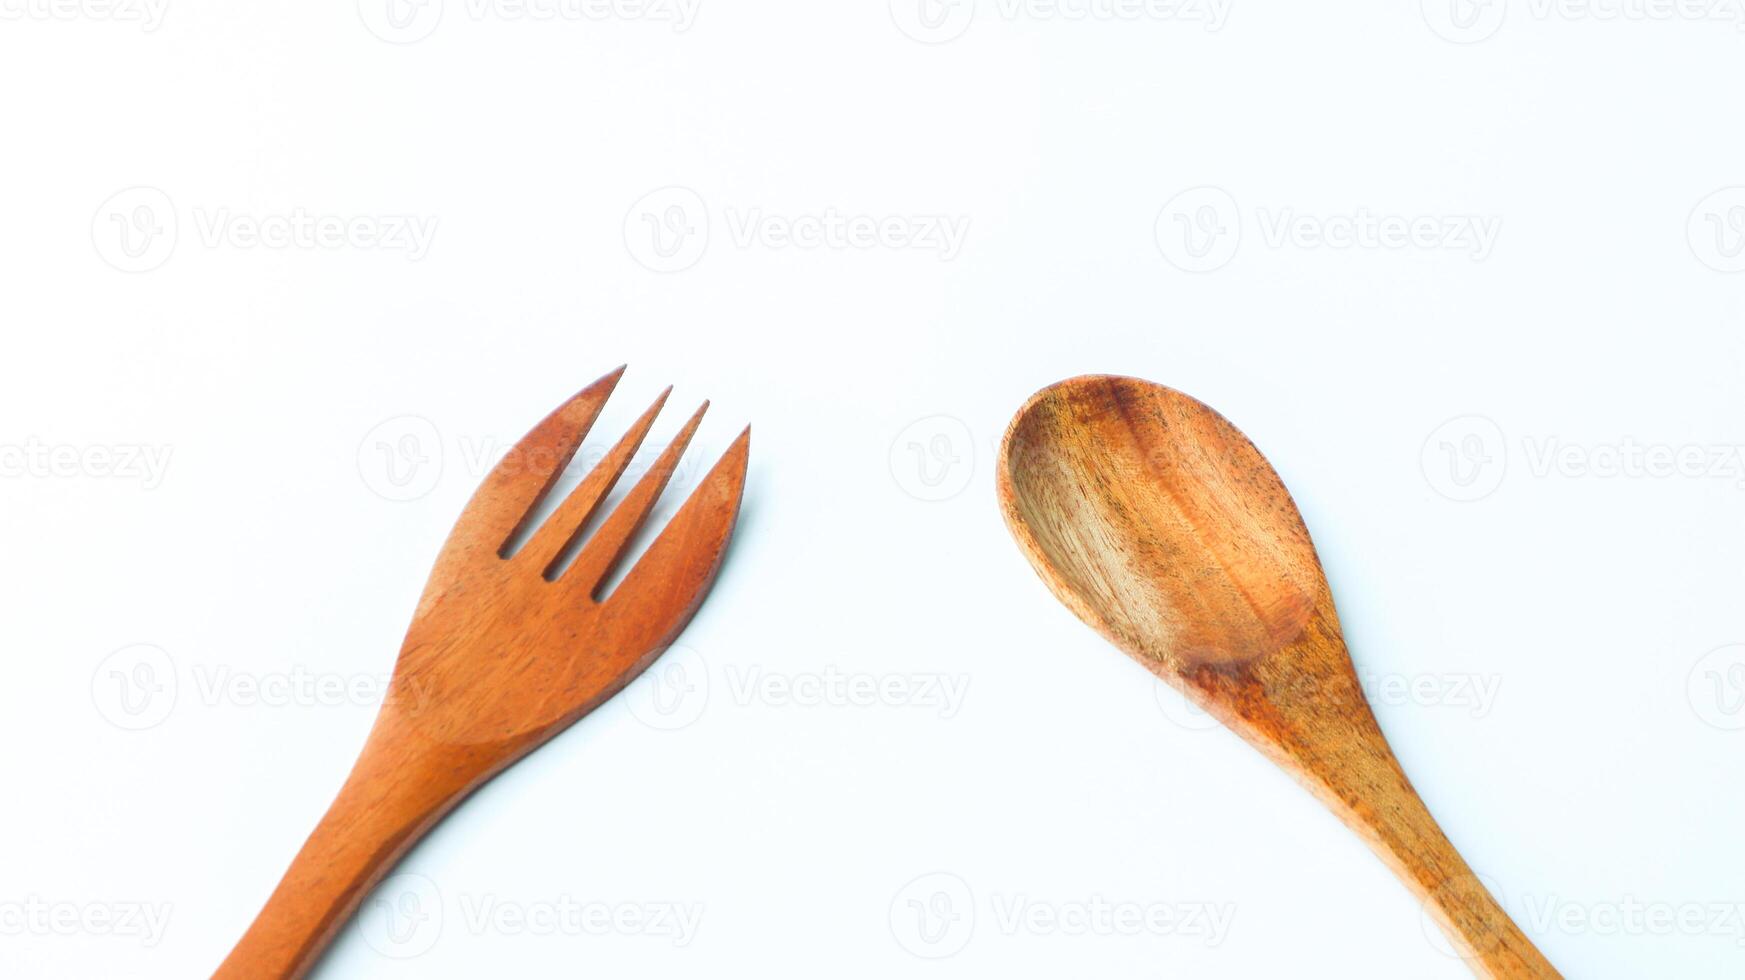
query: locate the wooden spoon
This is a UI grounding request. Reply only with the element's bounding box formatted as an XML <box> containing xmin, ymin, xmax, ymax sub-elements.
<box><xmin>995</xmin><ymin>374</ymin><xmax>1558</xmax><ymax>979</ymax></box>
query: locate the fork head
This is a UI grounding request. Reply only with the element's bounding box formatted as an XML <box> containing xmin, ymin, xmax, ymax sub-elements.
<box><xmin>387</xmin><ymin>366</ymin><xmax>749</xmax><ymax>747</ymax></box>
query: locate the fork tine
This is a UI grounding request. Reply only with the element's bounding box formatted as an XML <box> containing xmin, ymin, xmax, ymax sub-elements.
<box><xmin>602</xmin><ymin>426</ymin><xmax>750</xmax><ymax>620</ymax></box>
<box><xmin>451</xmin><ymin>366</ymin><xmax>623</xmax><ymax>559</ymax></box>
<box><xmin>559</xmin><ymin>400</ymin><xmax>708</xmax><ymax>597</ymax></box>
<box><xmin>515</xmin><ymin>387</ymin><xmax>671</xmax><ymax>576</ymax></box>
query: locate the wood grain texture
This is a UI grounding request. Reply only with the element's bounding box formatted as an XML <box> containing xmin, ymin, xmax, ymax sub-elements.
<box><xmin>996</xmin><ymin>374</ymin><xmax>1558</xmax><ymax>979</ymax></box>
<box><xmin>213</xmin><ymin>367</ymin><xmax>749</xmax><ymax>979</ymax></box>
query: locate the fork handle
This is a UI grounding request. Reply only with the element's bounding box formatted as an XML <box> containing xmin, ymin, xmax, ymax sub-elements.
<box><xmin>213</xmin><ymin>726</ymin><xmax>492</xmax><ymax>980</ymax></box>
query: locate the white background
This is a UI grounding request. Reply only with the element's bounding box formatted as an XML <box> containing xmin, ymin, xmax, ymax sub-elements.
<box><xmin>2</xmin><ymin>1</ymin><xmax>1743</xmax><ymax>977</ymax></box>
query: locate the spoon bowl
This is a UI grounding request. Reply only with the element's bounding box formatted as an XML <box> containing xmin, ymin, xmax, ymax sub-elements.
<box><xmin>1000</xmin><ymin>374</ymin><xmax>1322</xmax><ymax>670</ymax></box>
<box><xmin>997</xmin><ymin>374</ymin><xmax>1558</xmax><ymax>979</ymax></box>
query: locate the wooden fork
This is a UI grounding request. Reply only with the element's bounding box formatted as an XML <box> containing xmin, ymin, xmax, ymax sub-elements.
<box><xmin>214</xmin><ymin>366</ymin><xmax>749</xmax><ymax>979</ymax></box>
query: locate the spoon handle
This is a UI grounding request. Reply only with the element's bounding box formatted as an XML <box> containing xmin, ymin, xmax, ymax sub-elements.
<box><xmin>213</xmin><ymin>726</ymin><xmax>490</xmax><ymax>979</ymax></box>
<box><xmin>1196</xmin><ymin>645</ymin><xmax>1561</xmax><ymax>978</ymax></box>
<box><xmin>1308</xmin><ymin>718</ymin><xmax>1555</xmax><ymax>977</ymax></box>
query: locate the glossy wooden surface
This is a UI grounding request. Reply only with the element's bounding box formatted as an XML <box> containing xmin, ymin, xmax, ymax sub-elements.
<box><xmin>996</xmin><ymin>374</ymin><xmax>1558</xmax><ymax>979</ymax></box>
<box><xmin>214</xmin><ymin>366</ymin><xmax>749</xmax><ymax>979</ymax></box>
